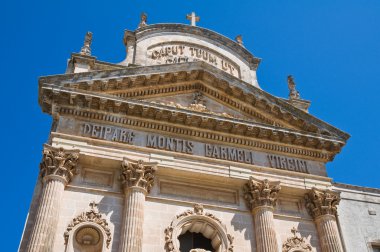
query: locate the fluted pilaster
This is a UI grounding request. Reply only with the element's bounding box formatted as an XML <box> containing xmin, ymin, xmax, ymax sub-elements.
<box><xmin>27</xmin><ymin>145</ymin><xmax>79</xmax><ymax>252</ymax></box>
<box><xmin>118</xmin><ymin>158</ymin><xmax>157</xmax><ymax>252</ymax></box>
<box><xmin>305</xmin><ymin>188</ymin><xmax>343</xmax><ymax>252</ymax></box>
<box><xmin>243</xmin><ymin>177</ymin><xmax>281</xmax><ymax>252</ymax></box>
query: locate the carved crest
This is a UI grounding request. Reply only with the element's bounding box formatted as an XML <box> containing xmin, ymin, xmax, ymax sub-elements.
<box><xmin>304</xmin><ymin>188</ymin><xmax>340</xmax><ymax>219</ymax></box>
<box><xmin>120</xmin><ymin>158</ymin><xmax>157</xmax><ymax>192</ymax></box>
<box><xmin>40</xmin><ymin>145</ymin><xmax>79</xmax><ymax>183</ymax></box>
<box><xmin>282</xmin><ymin>227</ymin><xmax>313</xmax><ymax>252</ymax></box>
<box><xmin>243</xmin><ymin>177</ymin><xmax>281</xmax><ymax>210</ymax></box>
<box><xmin>64</xmin><ymin>201</ymin><xmax>111</xmax><ymax>248</ymax></box>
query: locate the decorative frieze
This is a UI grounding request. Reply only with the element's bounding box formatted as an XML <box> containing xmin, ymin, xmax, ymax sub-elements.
<box><xmin>304</xmin><ymin>188</ymin><xmax>340</xmax><ymax>219</ymax></box>
<box><xmin>243</xmin><ymin>177</ymin><xmax>281</xmax><ymax>210</ymax></box>
<box><xmin>40</xmin><ymin>145</ymin><xmax>80</xmax><ymax>183</ymax></box>
<box><xmin>120</xmin><ymin>158</ymin><xmax>157</xmax><ymax>193</ymax></box>
<box><xmin>64</xmin><ymin>201</ymin><xmax>111</xmax><ymax>248</ymax></box>
<box><xmin>282</xmin><ymin>227</ymin><xmax>312</xmax><ymax>252</ymax></box>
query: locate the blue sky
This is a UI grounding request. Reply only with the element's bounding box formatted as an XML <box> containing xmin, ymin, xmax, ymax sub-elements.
<box><xmin>2</xmin><ymin>0</ymin><xmax>380</xmax><ymax>250</ymax></box>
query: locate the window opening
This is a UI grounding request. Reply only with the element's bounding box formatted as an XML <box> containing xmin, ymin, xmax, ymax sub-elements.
<box><xmin>178</xmin><ymin>231</ymin><xmax>215</xmax><ymax>252</ymax></box>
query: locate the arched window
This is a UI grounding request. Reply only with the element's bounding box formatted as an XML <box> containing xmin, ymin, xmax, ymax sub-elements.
<box><xmin>64</xmin><ymin>202</ymin><xmax>112</xmax><ymax>252</ymax></box>
<box><xmin>178</xmin><ymin>231</ymin><xmax>214</xmax><ymax>252</ymax></box>
<box><xmin>165</xmin><ymin>204</ymin><xmax>234</xmax><ymax>252</ymax></box>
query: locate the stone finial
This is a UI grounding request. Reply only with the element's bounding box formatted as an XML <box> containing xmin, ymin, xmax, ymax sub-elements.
<box><xmin>186</xmin><ymin>11</ymin><xmax>200</xmax><ymax>26</ymax></box>
<box><xmin>243</xmin><ymin>177</ymin><xmax>281</xmax><ymax>210</ymax></box>
<box><xmin>39</xmin><ymin>145</ymin><xmax>80</xmax><ymax>183</ymax></box>
<box><xmin>282</xmin><ymin>227</ymin><xmax>312</xmax><ymax>252</ymax></box>
<box><xmin>120</xmin><ymin>158</ymin><xmax>157</xmax><ymax>192</ymax></box>
<box><xmin>138</xmin><ymin>12</ymin><xmax>148</xmax><ymax>28</ymax></box>
<box><xmin>235</xmin><ymin>35</ymin><xmax>244</xmax><ymax>47</ymax></box>
<box><xmin>304</xmin><ymin>188</ymin><xmax>341</xmax><ymax>219</ymax></box>
<box><xmin>80</xmin><ymin>31</ymin><xmax>93</xmax><ymax>56</ymax></box>
<box><xmin>287</xmin><ymin>75</ymin><xmax>300</xmax><ymax>100</ymax></box>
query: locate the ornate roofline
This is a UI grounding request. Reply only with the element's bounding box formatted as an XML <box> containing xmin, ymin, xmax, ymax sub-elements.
<box><xmin>127</xmin><ymin>23</ymin><xmax>261</xmax><ymax>70</ymax></box>
<box><xmin>38</xmin><ymin>61</ymin><xmax>350</xmax><ymax>142</ymax></box>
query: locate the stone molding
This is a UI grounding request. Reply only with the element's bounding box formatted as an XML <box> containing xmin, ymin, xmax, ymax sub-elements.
<box><xmin>120</xmin><ymin>158</ymin><xmax>157</xmax><ymax>193</ymax></box>
<box><xmin>40</xmin><ymin>145</ymin><xmax>80</xmax><ymax>183</ymax></box>
<box><xmin>64</xmin><ymin>201</ymin><xmax>111</xmax><ymax>248</ymax></box>
<box><xmin>165</xmin><ymin>204</ymin><xmax>234</xmax><ymax>252</ymax></box>
<box><xmin>282</xmin><ymin>227</ymin><xmax>313</xmax><ymax>252</ymax></box>
<box><xmin>304</xmin><ymin>188</ymin><xmax>340</xmax><ymax>219</ymax></box>
<box><xmin>243</xmin><ymin>177</ymin><xmax>281</xmax><ymax>211</ymax></box>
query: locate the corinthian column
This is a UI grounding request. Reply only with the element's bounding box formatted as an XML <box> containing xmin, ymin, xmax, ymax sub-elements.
<box><xmin>305</xmin><ymin>188</ymin><xmax>343</xmax><ymax>252</ymax></box>
<box><xmin>243</xmin><ymin>177</ymin><xmax>281</xmax><ymax>252</ymax></box>
<box><xmin>27</xmin><ymin>145</ymin><xmax>79</xmax><ymax>252</ymax></box>
<box><xmin>119</xmin><ymin>158</ymin><xmax>157</xmax><ymax>252</ymax></box>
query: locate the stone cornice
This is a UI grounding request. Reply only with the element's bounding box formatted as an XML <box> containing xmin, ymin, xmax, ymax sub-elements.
<box><xmin>41</xmin><ymin>84</ymin><xmax>344</xmax><ymax>158</ymax></box>
<box><xmin>38</xmin><ymin>62</ymin><xmax>350</xmax><ymax>142</ymax></box>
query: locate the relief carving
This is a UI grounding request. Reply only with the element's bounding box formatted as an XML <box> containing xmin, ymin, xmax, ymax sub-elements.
<box><xmin>243</xmin><ymin>177</ymin><xmax>281</xmax><ymax>210</ymax></box>
<box><xmin>304</xmin><ymin>188</ymin><xmax>340</xmax><ymax>219</ymax></box>
<box><xmin>40</xmin><ymin>145</ymin><xmax>80</xmax><ymax>183</ymax></box>
<box><xmin>282</xmin><ymin>227</ymin><xmax>313</xmax><ymax>252</ymax></box>
<box><xmin>64</xmin><ymin>201</ymin><xmax>111</xmax><ymax>248</ymax></box>
<box><xmin>120</xmin><ymin>158</ymin><xmax>157</xmax><ymax>192</ymax></box>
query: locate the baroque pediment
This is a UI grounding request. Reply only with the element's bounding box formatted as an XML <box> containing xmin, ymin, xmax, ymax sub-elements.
<box><xmin>39</xmin><ymin>61</ymin><xmax>349</xmax><ymax>160</ymax></box>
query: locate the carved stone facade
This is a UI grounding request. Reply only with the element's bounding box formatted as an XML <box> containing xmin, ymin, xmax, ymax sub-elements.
<box><xmin>20</xmin><ymin>13</ymin><xmax>380</xmax><ymax>252</ymax></box>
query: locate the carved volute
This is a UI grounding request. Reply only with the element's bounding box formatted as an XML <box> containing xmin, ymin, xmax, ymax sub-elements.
<box><xmin>39</xmin><ymin>145</ymin><xmax>80</xmax><ymax>183</ymax></box>
<box><xmin>243</xmin><ymin>177</ymin><xmax>281</xmax><ymax>211</ymax></box>
<box><xmin>304</xmin><ymin>188</ymin><xmax>341</xmax><ymax>219</ymax></box>
<box><xmin>120</xmin><ymin>158</ymin><xmax>157</xmax><ymax>193</ymax></box>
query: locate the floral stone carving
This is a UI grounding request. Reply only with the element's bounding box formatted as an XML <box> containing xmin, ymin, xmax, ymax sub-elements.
<box><xmin>165</xmin><ymin>204</ymin><xmax>234</xmax><ymax>252</ymax></box>
<box><xmin>120</xmin><ymin>158</ymin><xmax>157</xmax><ymax>192</ymax></box>
<box><xmin>40</xmin><ymin>145</ymin><xmax>80</xmax><ymax>183</ymax></box>
<box><xmin>243</xmin><ymin>177</ymin><xmax>281</xmax><ymax>210</ymax></box>
<box><xmin>282</xmin><ymin>227</ymin><xmax>313</xmax><ymax>252</ymax></box>
<box><xmin>304</xmin><ymin>188</ymin><xmax>340</xmax><ymax>219</ymax></box>
<box><xmin>64</xmin><ymin>201</ymin><xmax>111</xmax><ymax>248</ymax></box>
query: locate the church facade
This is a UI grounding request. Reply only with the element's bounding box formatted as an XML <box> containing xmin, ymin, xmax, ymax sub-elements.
<box><xmin>19</xmin><ymin>13</ymin><xmax>380</xmax><ymax>252</ymax></box>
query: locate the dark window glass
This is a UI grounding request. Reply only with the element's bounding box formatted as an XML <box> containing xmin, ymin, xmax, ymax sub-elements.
<box><xmin>178</xmin><ymin>231</ymin><xmax>214</xmax><ymax>252</ymax></box>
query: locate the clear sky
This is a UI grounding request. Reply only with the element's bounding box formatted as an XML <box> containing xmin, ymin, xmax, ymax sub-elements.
<box><xmin>2</xmin><ymin>0</ymin><xmax>380</xmax><ymax>250</ymax></box>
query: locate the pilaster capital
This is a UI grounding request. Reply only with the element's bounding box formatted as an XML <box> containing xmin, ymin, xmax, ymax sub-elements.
<box><xmin>120</xmin><ymin>158</ymin><xmax>157</xmax><ymax>194</ymax></box>
<box><xmin>304</xmin><ymin>188</ymin><xmax>340</xmax><ymax>219</ymax></box>
<box><xmin>39</xmin><ymin>145</ymin><xmax>80</xmax><ymax>184</ymax></box>
<box><xmin>243</xmin><ymin>176</ymin><xmax>281</xmax><ymax>211</ymax></box>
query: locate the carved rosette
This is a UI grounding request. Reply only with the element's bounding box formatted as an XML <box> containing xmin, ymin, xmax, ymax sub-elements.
<box><xmin>304</xmin><ymin>188</ymin><xmax>340</xmax><ymax>219</ymax></box>
<box><xmin>243</xmin><ymin>177</ymin><xmax>281</xmax><ymax>211</ymax></box>
<box><xmin>120</xmin><ymin>158</ymin><xmax>157</xmax><ymax>193</ymax></box>
<box><xmin>165</xmin><ymin>204</ymin><xmax>234</xmax><ymax>252</ymax></box>
<box><xmin>39</xmin><ymin>145</ymin><xmax>80</xmax><ymax>183</ymax></box>
<box><xmin>64</xmin><ymin>202</ymin><xmax>111</xmax><ymax>248</ymax></box>
<box><xmin>282</xmin><ymin>227</ymin><xmax>313</xmax><ymax>252</ymax></box>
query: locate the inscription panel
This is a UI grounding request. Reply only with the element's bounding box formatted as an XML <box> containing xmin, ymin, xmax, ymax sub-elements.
<box><xmin>147</xmin><ymin>42</ymin><xmax>241</xmax><ymax>78</ymax></box>
<box><xmin>57</xmin><ymin>118</ymin><xmax>327</xmax><ymax>176</ymax></box>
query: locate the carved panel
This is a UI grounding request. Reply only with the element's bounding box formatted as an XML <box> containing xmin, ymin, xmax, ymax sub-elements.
<box><xmin>82</xmin><ymin>168</ymin><xmax>114</xmax><ymax>188</ymax></box>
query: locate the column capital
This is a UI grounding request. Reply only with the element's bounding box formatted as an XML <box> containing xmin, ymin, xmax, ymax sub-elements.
<box><xmin>304</xmin><ymin>188</ymin><xmax>340</xmax><ymax>219</ymax></box>
<box><xmin>243</xmin><ymin>177</ymin><xmax>281</xmax><ymax>211</ymax></box>
<box><xmin>40</xmin><ymin>145</ymin><xmax>80</xmax><ymax>184</ymax></box>
<box><xmin>120</xmin><ymin>158</ymin><xmax>157</xmax><ymax>194</ymax></box>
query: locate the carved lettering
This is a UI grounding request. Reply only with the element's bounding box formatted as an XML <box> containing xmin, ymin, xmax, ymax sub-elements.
<box><xmin>146</xmin><ymin>134</ymin><xmax>194</xmax><ymax>154</ymax></box>
<box><xmin>267</xmin><ymin>154</ymin><xmax>309</xmax><ymax>173</ymax></box>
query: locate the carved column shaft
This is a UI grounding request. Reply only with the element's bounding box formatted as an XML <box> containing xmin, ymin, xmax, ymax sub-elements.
<box><xmin>27</xmin><ymin>146</ymin><xmax>79</xmax><ymax>252</ymax></box>
<box><xmin>118</xmin><ymin>158</ymin><xmax>157</xmax><ymax>252</ymax></box>
<box><xmin>305</xmin><ymin>188</ymin><xmax>343</xmax><ymax>252</ymax></box>
<box><xmin>315</xmin><ymin>215</ymin><xmax>343</xmax><ymax>252</ymax></box>
<box><xmin>244</xmin><ymin>177</ymin><xmax>281</xmax><ymax>252</ymax></box>
<box><xmin>253</xmin><ymin>206</ymin><xmax>278</xmax><ymax>252</ymax></box>
<box><xmin>27</xmin><ymin>176</ymin><xmax>65</xmax><ymax>252</ymax></box>
<box><xmin>119</xmin><ymin>187</ymin><xmax>146</xmax><ymax>252</ymax></box>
